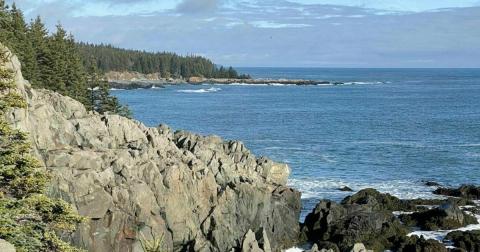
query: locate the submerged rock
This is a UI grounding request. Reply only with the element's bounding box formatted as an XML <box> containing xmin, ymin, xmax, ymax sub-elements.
<box><xmin>338</xmin><ymin>186</ymin><xmax>353</xmax><ymax>192</ymax></box>
<box><xmin>4</xmin><ymin>44</ymin><xmax>301</xmax><ymax>252</ymax></box>
<box><xmin>423</xmin><ymin>181</ymin><xmax>442</xmax><ymax>187</ymax></box>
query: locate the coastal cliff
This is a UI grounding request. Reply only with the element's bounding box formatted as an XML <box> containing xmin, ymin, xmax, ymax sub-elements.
<box><xmin>4</xmin><ymin>46</ymin><xmax>301</xmax><ymax>251</ymax></box>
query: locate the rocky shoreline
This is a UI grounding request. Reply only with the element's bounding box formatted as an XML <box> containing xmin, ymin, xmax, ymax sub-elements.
<box><xmin>297</xmin><ymin>185</ymin><xmax>480</xmax><ymax>252</ymax></box>
<box><xmin>3</xmin><ymin>46</ymin><xmax>480</xmax><ymax>252</ymax></box>
<box><xmin>107</xmin><ymin>78</ymin><xmax>353</xmax><ymax>90</ymax></box>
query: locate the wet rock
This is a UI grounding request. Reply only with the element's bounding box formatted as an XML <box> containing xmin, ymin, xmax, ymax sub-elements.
<box><xmin>302</xmin><ymin>199</ymin><xmax>408</xmax><ymax>252</ymax></box>
<box><xmin>434</xmin><ymin>185</ymin><xmax>480</xmax><ymax>200</ymax></box>
<box><xmin>399</xmin><ymin>202</ymin><xmax>478</xmax><ymax>231</ymax></box>
<box><xmin>445</xmin><ymin>230</ymin><xmax>480</xmax><ymax>252</ymax></box>
<box><xmin>341</xmin><ymin>188</ymin><xmax>414</xmax><ymax>211</ymax></box>
<box><xmin>338</xmin><ymin>186</ymin><xmax>353</xmax><ymax>192</ymax></box>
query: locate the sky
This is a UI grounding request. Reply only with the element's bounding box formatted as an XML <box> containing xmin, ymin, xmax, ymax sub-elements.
<box><xmin>7</xmin><ymin>0</ymin><xmax>480</xmax><ymax>67</ymax></box>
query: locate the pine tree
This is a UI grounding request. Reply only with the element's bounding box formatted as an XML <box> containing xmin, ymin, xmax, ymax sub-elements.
<box><xmin>26</xmin><ymin>16</ymin><xmax>48</xmax><ymax>86</ymax></box>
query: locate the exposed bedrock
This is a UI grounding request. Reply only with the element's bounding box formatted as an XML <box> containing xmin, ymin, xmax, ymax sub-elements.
<box><xmin>4</xmin><ymin>45</ymin><xmax>301</xmax><ymax>252</ymax></box>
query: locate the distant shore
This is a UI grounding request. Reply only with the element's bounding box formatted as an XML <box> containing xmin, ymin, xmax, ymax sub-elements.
<box><xmin>108</xmin><ymin>77</ymin><xmax>347</xmax><ymax>90</ymax></box>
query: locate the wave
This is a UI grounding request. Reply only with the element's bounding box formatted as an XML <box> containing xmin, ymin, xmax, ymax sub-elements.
<box><xmin>287</xmin><ymin>178</ymin><xmax>443</xmax><ymax>201</ymax></box>
<box><xmin>177</xmin><ymin>87</ymin><xmax>222</xmax><ymax>93</ymax></box>
<box><xmin>110</xmin><ymin>88</ymin><xmax>125</xmax><ymax>91</ymax></box>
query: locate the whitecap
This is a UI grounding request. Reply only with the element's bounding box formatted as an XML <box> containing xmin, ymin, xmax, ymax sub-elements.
<box><xmin>177</xmin><ymin>87</ymin><xmax>221</xmax><ymax>93</ymax></box>
<box><xmin>287</xmin><ymin>178</ymin><xmax>443</xmax><ymax>200</ymax></box>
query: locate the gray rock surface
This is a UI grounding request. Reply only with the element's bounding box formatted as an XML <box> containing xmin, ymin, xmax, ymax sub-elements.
<box><xmin>3</xmin><ymin>44</ymin><xmax>301</xmax><ymax>252</ymax></box>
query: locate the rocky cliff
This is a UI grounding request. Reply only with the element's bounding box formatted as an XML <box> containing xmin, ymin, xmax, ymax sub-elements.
<box><xmin>4</xmin><ymin>45</ymin><xmax>301</xmax><ymax>251</ymax></box>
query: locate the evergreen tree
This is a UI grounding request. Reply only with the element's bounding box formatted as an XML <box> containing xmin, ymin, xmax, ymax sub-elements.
<box><xmin>0</xmin><ymin>46</ymin><xmax>84</xmax><ymax>252</ymax></box>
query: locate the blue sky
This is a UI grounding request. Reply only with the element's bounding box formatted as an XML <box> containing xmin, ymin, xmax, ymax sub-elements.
<box><xmin>8</xmin><ymin>0</ymin><xmax>480</xmax><ymax>67</ymax></box>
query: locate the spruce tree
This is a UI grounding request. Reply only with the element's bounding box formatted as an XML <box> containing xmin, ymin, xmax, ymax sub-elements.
<box><xmin>0</xmin><ymin>46</ymin><xmax>84</xmax><ymax>252</ymax></box>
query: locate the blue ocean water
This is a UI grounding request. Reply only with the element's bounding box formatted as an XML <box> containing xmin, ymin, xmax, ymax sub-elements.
<box><xmin>112</xmin><ymin>68</ymin><xmax>480</xmax><ymax>219</ymax></box>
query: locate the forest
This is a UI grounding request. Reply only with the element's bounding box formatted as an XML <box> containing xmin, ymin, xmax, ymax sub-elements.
<box><xmin>0</xmin><ymin>1</ymin><xmax>247</xmax><ymax>117</ymax></box>
<box><xmin>78</xmin><ymin>43</ymin><xmax>250</xmax><ymax>79</ymax></box>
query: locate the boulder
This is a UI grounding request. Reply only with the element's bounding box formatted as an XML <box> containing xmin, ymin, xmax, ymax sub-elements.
<box><xmin>341</xmin><ymin>188</ymin><xmax>414</xmax><ymax>211</ymax></box>
<box><xmin>301</xmin><ymin>199</ymin><xmax>408</xmax><ymax>252</ymax></box>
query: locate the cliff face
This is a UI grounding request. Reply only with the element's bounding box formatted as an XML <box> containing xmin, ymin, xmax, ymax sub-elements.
<box><xmin>5</xmin><ymin>46</ymin><xmax>301</xmax><ymax>251</ymax></box>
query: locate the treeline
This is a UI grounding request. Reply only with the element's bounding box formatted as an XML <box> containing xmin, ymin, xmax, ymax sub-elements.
<box><xmin>0</xmin><ymin>2</ymin><xmax>130</xmax><ymax>116</ymax></box>
<box><xmin>77</xmin><ymin>43</ymin><xmax>250</xmax><ymax>79</ymax></box>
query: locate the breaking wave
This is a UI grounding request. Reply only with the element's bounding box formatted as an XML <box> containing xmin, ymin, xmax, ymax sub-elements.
<box><xmin>177</xmin><ymin>87</ymin><xmax>222</xmax><ymax>93</ymax></box>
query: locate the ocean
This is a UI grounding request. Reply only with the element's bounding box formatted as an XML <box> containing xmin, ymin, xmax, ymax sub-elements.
<box><xmin>112</xmin><ymin>68</ymin><xmax>480</xmax><ymax>219</ymax></box>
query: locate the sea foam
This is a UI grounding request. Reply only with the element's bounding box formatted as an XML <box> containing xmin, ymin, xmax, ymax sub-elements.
<box><xmin>177</xmin><ymin>87</ymin><xmax>222</xmax><ymax>93</ymax></box>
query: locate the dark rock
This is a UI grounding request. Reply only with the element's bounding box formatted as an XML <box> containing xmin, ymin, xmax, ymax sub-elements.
<box><xmin>434</xmin><ymin>185</ymin><xmax>480</xmax><ymax>200</ymax></box>
<box><xmin>445</xmin><ymin>230</ymin><xmax>480</xmax><ymax>252</ymax></box>
<box><xmin>395</xmin><ymin>235</ymin><xmax>448</xmax><ymax>252</ymax></box>
<box><xmin>338</xmin><ymin>186</ymin><xmax>353</xmax><ymax>192</ymax></box>
<box><xmin>423</xmin><ymin>180</ymin><xmax>441</xmax><ymax>187</ymax></box>
<box><xmin>341</xmin><ymin>188</ymin><xmax>414</xmax><ymax>211</ymax></box>
<box><xmin>302</xmin><ymin>199</ymin><xmax>408</xmax><ymax>252</ymax></box>
<box><xmin>399</xmin><ymin>202</ymin><xmax>478</xmax><ymax>231</ymax></box>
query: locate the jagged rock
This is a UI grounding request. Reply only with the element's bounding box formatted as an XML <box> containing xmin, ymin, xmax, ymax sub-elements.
<box><xmin>3</xmin><ymin>44</ymin><xmax>301</xmax><ymax>252</ymax></box>
<box><xmin>445</xmin><ymin>230</ymin><xmax>480</xmax><ymax>252</ymax></box>
<box><xmin>241</xmin><ymin>229</ymin><xmax>272</xmax><ymax>252</ymax></box>
<box><xmin>242</xmin><ymin>230</ymin><xmax>263</xmax><ymax>252</ymax></box>
<box><xmin>0</xmin><ymin>239</ymin><xmax>16</xmax><ymax>252</ymax></box>
<box><xmin>399</xmin><ymin>202</ymin><xmax>478</xmax><ymax>231</ymax></box>
<box><xmin>434</xmin><ymin>185</ymin><xmax>480</xmax><ymax>200</ymax></box>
